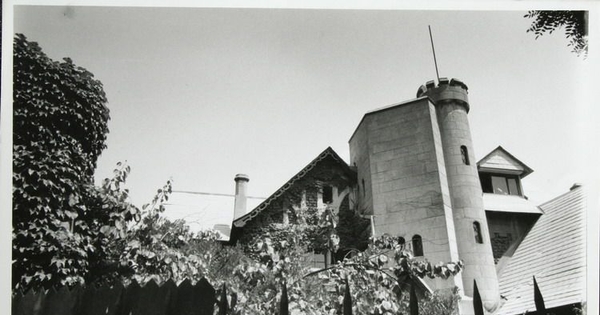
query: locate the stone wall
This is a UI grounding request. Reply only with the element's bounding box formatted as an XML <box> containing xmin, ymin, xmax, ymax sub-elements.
<box><xmin>486</xmin><ymin>211</ymin><xmax>539</xmax><ymax>261</ymax></box>
<box><xmin>349</xmin><ymin>98</ymin><xmax>462</xmax><ymax>292</ymax></box>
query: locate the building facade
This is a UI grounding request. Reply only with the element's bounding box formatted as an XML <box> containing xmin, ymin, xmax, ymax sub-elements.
<box><xmin>349</xmin><ymin>78</ymin><xmax>500</xmax><ymax>309</ymax></box>
<box><xmin>170</xmin><ymin>78</ymin><xmax>586</xmax><ymax>315</ymax></box>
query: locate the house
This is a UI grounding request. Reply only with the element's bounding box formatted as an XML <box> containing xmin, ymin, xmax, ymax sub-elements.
<box><xmin>229</xmin><ymin>147</ymin><xmax>366</xmax><ymax>268</ymax></box>
<box><xmin>477</xmin><ymin>146</ymin><xmax>541</xmax><ymax>267</ymax></box>
<box><xmin>166</xmin><ymin>78</ymin><xmax>586</xmax><ymax>315</ymax></box>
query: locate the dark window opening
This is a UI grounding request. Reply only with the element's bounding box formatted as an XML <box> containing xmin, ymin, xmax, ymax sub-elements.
<box><xmin>362</xmin><ymin>179</ymin><xmax>366</xmax><ymax>197</ymax></box>
<box><xmin>322</xmin><ymin>186</ymin><xmax>333</xmax><ymax>204</ymax></box>
<box><xmin>412</xmin><ymin>235</ymin><xmax>423</xmax><ymax>256</ymax></box>
<box><xmin>473</xmin><ymin>221</ymin><xmax>483</xmax><ymax>244</ymax></box>
<box><xmin>480</xmin><ymin>173</ymin><xmax>493</xmax><ymax>192</ymax></box>
<box><xmin>398</xmin><ymin>237</ymin><xmax>406</xmax><ymax>250</ymax></box>
<box><xmin>491</xmin><ymin>176</ymin><xmax>520</xmax><ymax>195</ymax></box>
<box><xmin>303</xmin><ymin>251</ymin><xmax>327</xmax><ymax>269</ymax></box>
<box><xmin>479</xmin><ymin>173</ymin><xmax>521</xmax><ymax>196</ymax></box>
<box><xmin>491</xmin><ymin>232</ymin><xmax>513</xmax><ymax>264</ymax></box>
<box><xmin>507</xmin><ymin>178</ymin><xmax>519</xmax><ymax>195</ymax></box>
<box><xmin>461</xmin><ymin>145</ymin><xmax>470</xmax><ymax>165</ymax></box>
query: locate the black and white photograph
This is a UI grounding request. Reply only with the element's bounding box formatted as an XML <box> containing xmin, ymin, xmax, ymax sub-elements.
<box><xmin>1</xmin><ymin>2</ymin><xmax>598</xmax><ymax>315</ymax></box>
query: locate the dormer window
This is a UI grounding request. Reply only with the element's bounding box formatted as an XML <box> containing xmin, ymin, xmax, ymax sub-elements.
<box><xmin>477</xmin><ymin>146</ymin><xmax>532</xmax><ymax>197</ymax></box>
<box><xmin>480</xmin><ymin>173</ymin><xmax>521</xmax><ymax>196</ymax></box>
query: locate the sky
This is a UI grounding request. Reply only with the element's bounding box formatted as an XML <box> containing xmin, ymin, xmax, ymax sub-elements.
<box><xmin>5</xmin><ymin>4</ymin><xmax>599</xmax><ymax>221</ymax></box>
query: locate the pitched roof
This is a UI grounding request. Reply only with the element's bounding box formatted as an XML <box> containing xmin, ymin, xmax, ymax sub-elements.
<box><xmin>496</xmin><ymin>185</ymin><xmax>586</xmax><ymax>315</ymax></box>
<box><xmin>233</xmin><ymin>147</ymin><xmax>355</xmax><ymax>228</ymax></box>
<box><xmin>477</xmin><ymin>146</ymin><xmax>534</xmax><ymax>178</ymax></box>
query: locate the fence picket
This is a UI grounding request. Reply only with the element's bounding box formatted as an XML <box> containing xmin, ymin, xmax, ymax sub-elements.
<box><xmin>139</xmin><ymin>279</ymin><xmax>174</xmax><ymax>315</ymax></box>
<box><xmin>69</xmin><ymin>284</ymin><xmax>85</xmax><ymax>315</ymax></box>
<box><xmin>472</xmin><ymin>280</ymin><xmax>484</xmax><ymax>315</ymax></box>
<box><xmin>11</xmin><ymin>290</ymin><xmax>24</xmax><ymax>315</ymax></box>
<box><xmin>409</xmin><ymin>284</ymin><xmax>418</xmax><ymax>315</ymax></box>
<box><xmin>279</xmin><ymin>283</ymin><xmax>289</xmax><ymax>315</ymax></box>
<box><xmin>343</xmin><ymin>279</ymin><xmax>352</xmax><ymax>315</ymax></box>
<box><xmin>194</xmin><ymin>278</ymin><xmax>216</xmax><ymax>315</ymax></box>
<box><xmin>116</xmin><ymin>280</ymin><xmax>141</xmax><ymax>315</ymax></box>
<box><xmin>79</xmin><ymin>283</ymin><xmax>123</xmax><ymax>315</ymax></box>
<box><xmin>217</xmin><ymin>283</ymin><xmax>228</xmax><ymax>315</ymax></box>
<box><xmin>13</xmin><ymin>288</ymin><xmax>45</xmax><ymax>315</ymax></box>
<box><xmin>163</xmin><ymin>279</ymin><xmax>178</xmax><ymax>315</ymax></box>
<box><xmin>168</xmin><ymin>279</ymin><xmax>198</xmax><ymax>315</ymax></box>
<box><xmin>533</xmin><ymin>276</ymin><xmax>546</xmax><ymax>313</ymax></box>
<box><xmin>40</xmin><ymin>286</ymin><xmax>70</xmax><ymax>315</ymax></box>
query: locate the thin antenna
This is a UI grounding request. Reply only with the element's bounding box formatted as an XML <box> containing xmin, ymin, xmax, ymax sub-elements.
<box><xmin>428</xmin><ymin>25</ymin><xmax>441</xmax><ymax>83</ymax></box>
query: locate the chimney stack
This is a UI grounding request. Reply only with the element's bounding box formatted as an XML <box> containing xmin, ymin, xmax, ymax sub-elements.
<box><xmin>234</xmin><ymin>174</ymin><xmax>250</xmax><ymax>219</ymax></box>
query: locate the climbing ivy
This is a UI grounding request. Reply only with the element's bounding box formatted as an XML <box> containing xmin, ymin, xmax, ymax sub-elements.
<box><xmin>12</xmin><ymin>33</ymin><xmax>110</xmax><ymax>290</ymax></box>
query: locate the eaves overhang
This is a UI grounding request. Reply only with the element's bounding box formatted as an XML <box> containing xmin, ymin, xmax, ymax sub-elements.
<box><xmin>483</xmin><ymin>193</ymin><xmax>543</xmax><ymax>214</ymax></box>
<box><xmin>233</xmin><ymin>147</ymin><xmax>356</xmax><ymax>228</ymax></box>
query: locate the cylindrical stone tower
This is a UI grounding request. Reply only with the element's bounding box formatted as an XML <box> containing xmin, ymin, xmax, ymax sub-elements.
<box><xmin>417</xmin><ymin>78</ymin><xmax>500</xmax><ymax>309</ymax></box>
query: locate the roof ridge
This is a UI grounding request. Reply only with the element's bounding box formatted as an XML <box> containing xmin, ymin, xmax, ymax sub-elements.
<box><xmin>538</xmin><ymin>186</ymin><xmax>584</xmax><ymax>208</ymax></box>
<box><xmin>232</xmin><ymin>147</ymin><xmax>354</xmax><ymax>227</ymax></box>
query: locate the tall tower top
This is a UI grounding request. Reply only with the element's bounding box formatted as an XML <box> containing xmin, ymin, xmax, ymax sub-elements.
<box><xmin>416</xmin><ymin>78</ymin><xmax>470</xmax><ymax>112</ymax></box>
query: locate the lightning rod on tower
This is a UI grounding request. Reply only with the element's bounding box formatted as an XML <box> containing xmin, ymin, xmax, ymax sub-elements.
<box><xmin>428</xmin><ymin>25</ymin><xmax>441</xmax><ymax>84</ymax></box>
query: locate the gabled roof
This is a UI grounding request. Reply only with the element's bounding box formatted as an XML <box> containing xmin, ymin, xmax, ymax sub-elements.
<box><xmin>477</xmin><ymin>146</ymin><xmax>534</xmax><ymax>178</ymax></box>
<box><xmin>496</xmin><ymin>185</ymin><xmax>586</xmax><ymax>315</ymax></box>
<box><xmin>233</xmin><ymin>147</ymin><xmax>356</xmax><ymax>228</ymax></box>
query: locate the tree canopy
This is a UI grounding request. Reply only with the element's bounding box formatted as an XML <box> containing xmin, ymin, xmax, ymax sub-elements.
<box><xmin>524</xmin><ymin>10</ymin><xmax>588</xmax><ymax>57</ymax></box>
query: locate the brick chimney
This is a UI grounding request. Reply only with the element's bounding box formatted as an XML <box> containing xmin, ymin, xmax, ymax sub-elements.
<box><xmin>234</xmin><ymin>174</ymin><xmax>250</xmax><ymax>219</ymax></box>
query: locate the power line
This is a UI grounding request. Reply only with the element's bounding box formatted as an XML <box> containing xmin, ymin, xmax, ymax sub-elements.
<box><xmin>171</xmin><ymin>190</ymin><xmax>266</xmax><ymax>200</ymax></box>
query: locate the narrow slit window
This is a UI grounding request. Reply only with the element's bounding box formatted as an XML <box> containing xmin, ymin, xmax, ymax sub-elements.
<box><xmin>473</xmin><ymin>221</ymin><xmax>483</xmax><ymax>244</ymax></box>
<box><xmin>461</xmin><ymin>145</ymin><xmax>470</xmax><ymax>165</ymax></box>
<box><xmin>412</xmin><ymin>235</ymin><xmax>423</xmax><ymax>256</ymax></box>
<box><xmin>322</xmin><ymin>186</ymin><xmax>333</xmax><ymax>204</ymax></box>
<box><xmin>362</xmin><ymin>179</ymin><xmax>366</xmax><ymax>197</ymax></box>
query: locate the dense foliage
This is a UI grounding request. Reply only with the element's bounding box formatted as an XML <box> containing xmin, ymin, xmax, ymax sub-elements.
<box><xmin>221</xmin><ymin>229</ymin><xmax>462</xmax><ymax>315</ymax></box>
<box><xmin>220</xmin><ymin>187</ymin><xmax>463</xmax><ymax>315</ymax></box>
<box><xmin>13</xmin><ymin>33</ymin><xmax>111</xmax><ymax>289</ymax></box>
<box><xmin>524</xmin><ymin>10</ymin><xmax>588</xmax><ymax>57</ymax></box>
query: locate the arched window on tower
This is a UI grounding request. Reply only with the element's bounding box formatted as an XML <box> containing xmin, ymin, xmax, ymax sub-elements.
<box><xmin>412</xmin><ymin>235</ymin><xmax>423</xmax><ymax>256</ymax></box>
<box><xmin>461</xmin><ymin>145</ymin><xmax>470</xmax><ymax>165</ymax></box>
<box><xmin>473</xmin><ymin>221</ymin><xmax>483</xmax><ymax>244</ymax></box>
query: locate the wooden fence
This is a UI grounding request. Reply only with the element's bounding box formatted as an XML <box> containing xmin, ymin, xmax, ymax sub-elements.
<box><xmin>12</xmin><ymin>277</ymin><xmax>545</xmax><ymax>315</ymax></box>
<box><xmin>12</xmin><ymin>279</ymin><xmax>217</xmax><ymax>315</ymax></box>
